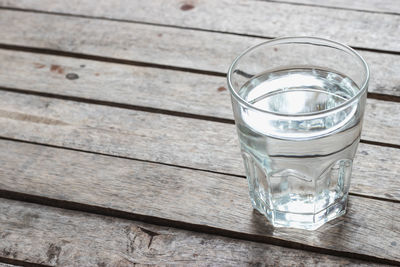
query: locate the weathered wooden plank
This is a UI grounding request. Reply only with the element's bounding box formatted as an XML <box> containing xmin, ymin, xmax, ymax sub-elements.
<box><xmin>0</xmin><ymin>92</ymin><xmax>399</xmax><ymax>202</ymax></box>
<box><xmin>0</xmin><ymin>50</ymin><xmax>231</xmax><ymax>120</ymax></box>
<box><xmin>0</xmin><ymin>49</ymin><xmax>399</xmax><ymax>148</ymax></box>
<box><xmin>263</xmin><ymin>0</ymin><xmax>400</xmax><ymax>14</ymax></box>
<box><xmin>1</xmin><ymin>11</ymin><xmax>400</xmax><ymax>98</ymax></box>
<box><xmin>0</xmin><ymin>140</ymin><xmax>399</xmax><ymax>263</ymax></box>
<box><xmin>1</xmin><ymin>0</ymin><xmax>400</xmax><ymax>53</ymax></box>
<box><xmin>0</xmin><ymin>199</ymin><xmax>380</xmax><ymax>267</ymax></box>
<box><xmin>0</xmin><ymin>264</ymin><xmax>22</xmax><ymax>267</ymax></box>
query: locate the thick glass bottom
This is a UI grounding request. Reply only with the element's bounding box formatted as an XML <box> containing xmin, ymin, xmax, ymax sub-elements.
<box><xmin>250</xmin><ymin>192</ymin><xmax>348</xmax><ymax>230</ymax></box>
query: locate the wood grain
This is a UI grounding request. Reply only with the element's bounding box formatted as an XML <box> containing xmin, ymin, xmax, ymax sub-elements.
<box><xmin>0</xmin><ymin>49</ymin><xmax>399</xmax><ymax>148</ymax></box>
<box><xmin>263</xmin><ymin>0</ymin><xmax>400</xmax><ymax>14</ymax></box>
<box><xmin>0</xmin><ymin>140</ymin><xmax>399</xmax><ymax>263</ymax></box>
<box><xmin>3</xmin><ymin>87</ymin><xmax>400</xmax><ymax>203</ymax></box>
<box><xmin>0</xmin><ymin>50</ymin><xmax>231</xmax><ymax>121</ymax></box>
<box><xmin>0</xmin><ymin>2</ymin><xmax>397</xmax><ymax>265</ymax></box>
<box><xmin>1</xmin><ymin>11</ymin><xmax>400</xmax><ymax>98</ymax></box>
<box><xmin>1</xmin><ymin>0</ymin><xmax>400</xmax><ymax>53</ymax></box>
<box><xmin>0</xmin><ymin>199</ymin><xmax>381</xmax><ymax>267</ymax></box>
<box><xmin>0</xmin><ymin>91</ymin><xmax>399</xmax><ymax>202</ymax></box>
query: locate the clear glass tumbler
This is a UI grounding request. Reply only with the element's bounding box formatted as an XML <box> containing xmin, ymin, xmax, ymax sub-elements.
<box><xmin>227</xmin><ymin>37</ymin><xmax>369</xmax><ymax>230</ymax></box>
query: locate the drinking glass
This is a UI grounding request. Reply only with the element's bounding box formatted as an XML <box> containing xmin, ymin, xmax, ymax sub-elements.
<box><xmin>227</xmin><ymin>37</ymin><xmax>369</xmax><ymax>230</ymax></box>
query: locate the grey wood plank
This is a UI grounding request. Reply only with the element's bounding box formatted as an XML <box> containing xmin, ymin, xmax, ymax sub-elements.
<box><xmin>262</xmin><ymin>0</ymin><xmax>400</xmax><ymax>14</ymax></box>
<box><xmin>0</xmin><ymin>49</ymin><xmax>399</xmax><ymax>148</ymax></box>
<box><xmin>0</xmin><ymin>199</ymin><xmax>380</xmax><ymax>267</ymax></box>
<box><xmin>1</xmin><ymin>0</ymin><xmax>399</xmax><ymax>53</ymax></box>
<box><xmin>1</xmin><ymin>11</ymin><xmax>399</xmax><ymax>98</ymax></box>
<box><xmin>0</xmin><ymin>91</ymin><xmax>399</xmax><ymax>202</ymax></box>
<box><xmin>0</xmin><ymin>50</ymin><xmax>231</xmax><ymax>120</ymax></box>
<box><xmin>0</xmin><ymin>140</ymin><xmax>398</xmax><ymax>263</ymax></box>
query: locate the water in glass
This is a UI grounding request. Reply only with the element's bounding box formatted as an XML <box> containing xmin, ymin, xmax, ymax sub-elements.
<box><xmin>237</xmin><ymin>68</ymin><xmax>362</xmax><ymax>229</ymax></box>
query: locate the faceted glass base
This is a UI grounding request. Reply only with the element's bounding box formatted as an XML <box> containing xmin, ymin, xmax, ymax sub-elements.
<box><xmin>241</xmin><ymin>147</ymin><xmax>353</xmax><ymax>230</ymax></box>
<box><xmin>250</xmin><ymin>191</ymin><xmax>348</xmax><ymax>230</ymax></box>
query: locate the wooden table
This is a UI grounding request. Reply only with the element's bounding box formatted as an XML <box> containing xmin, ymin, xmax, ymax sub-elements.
<box><xmin>0</xmin><ymin>1</ymin><xmax>399</xmax><ymax>266</ymax></box>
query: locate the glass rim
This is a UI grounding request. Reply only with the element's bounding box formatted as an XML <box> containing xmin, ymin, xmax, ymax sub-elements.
<box><xmin>227</xmin><ymin>36</ymin><xmax>370</xmax><ymax>117</ymax></box>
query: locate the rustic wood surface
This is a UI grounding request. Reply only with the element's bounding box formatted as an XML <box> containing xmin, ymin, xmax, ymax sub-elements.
<box><xmin>0</xmin><ymin>91</ymin><xmax>399</xmax><ymax>203</ymax></box>
<box><xmin>0</xmin><ymin>264</ymin><xmax>22</xmax><ymax>267</ymax></box>
<box><xmin>0</xmin><ymin>0</ymin><xmax>399</xmax><ymax>266</ymax></box>
<box><xmin>0</xmin><ymin>139</ymin><xmax>399</xmax><ymax>264</ymax></box>
<box><xmin>1</xmin><ymin>0</ymin><xmax>399</xmax><ymax>52</ymax></box>
<box><xmin>0</xmin><ymin>49</ymin><xmax>399</xmax><ymax>133</ymax></box>
<box><xmin>1</xmin><ymin>11</ymin><xmax>400</xmax><ymax>98</ymax></box>
<box><xmin>0</xmin><ymin>198</ymin><xmax>382</xmax><ymax>267</ymax></box>
<box><xmin>263</xmin><ymin>0</ymin><xmax>400</xmax><ymax>14</ymax></box>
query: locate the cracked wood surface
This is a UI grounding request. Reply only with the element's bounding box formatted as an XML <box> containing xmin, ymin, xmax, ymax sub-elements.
<box><xmin>0</xmin><ymin>139</ymin><xmax>399</xmax><ymax>263</ymax></box>
<box><xmin>0</xmin><ymin>199</ymin><xmax>380</xmax><ymax>266</ymax></box>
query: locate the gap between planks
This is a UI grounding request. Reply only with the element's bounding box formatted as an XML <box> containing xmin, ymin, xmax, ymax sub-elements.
<box><xmin>0</xmin><ymin>139</ymin><xmax>399</xmax><ymax>265</ymax></box>
<box><xmin>1</xmin><ymin>10</ymin><xmax>400</xmax><ymax>99</ymax></box>
<box><xmin>257</xmin><ymin>0</ymin><xmax>400</xmax><ymax>16</ymax></box>
<box><xmin>0</xmin><ymin>44</ymin><xmax>226</xmax><ymax>77</ymax></box>
<box><xmin>0</xmin><ymin>3</ymin><xmax>396</xmax><ymax>266</ymax></box>
<box><xmin>0</xmin><ymin>44</ymin><xmax>400</xmax><ymax>105</ymax></box>
<box><xmin>0</xmin><ymin>198</ymin><xmax>382</xmax><ymax>266</ymax></box>
<box><xmin>1</xmin><ymin>6</ymin><xmax>400</xmax><ymax>58</ymax></box>
<box><xmin>0</xmin><ymin>135</ymin><xmax>245</xmax><ymax>179</ymax></box>
<box><xmin>0</xmin><ymin>90</ymin><xmax>398</xmax><ymax>201</ymax></box>
<box><xmin>0</xmin><ymin>86</ymin><xmax>234</xmax><ymax>125</ymax></box>
<box><xmin>0</xmin><ymin>190</ymin><xmax>396</xmax><ymax>266</ymax></box>
<box><xmin>0</xmin><ymin>1</ymin><xmax>400</xmax><ymax>55</ymax></box>
<box><xmin>0</xmin><ymin>86</ymin><xmax>399</xmax><ymax>152</ymax></box>
<box><xmin>1</xmin><ymin>135</ymin><xmax>399</xmax><ymax>205</ymax></box>
<box><xmin>0</xmin><ymin>258</ymin><xmax>47</xmax><ymax>267</ymax></box>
